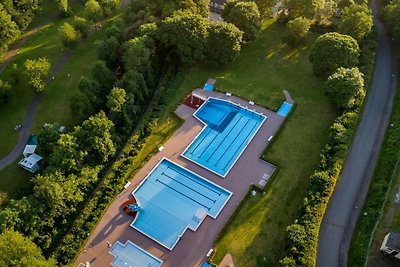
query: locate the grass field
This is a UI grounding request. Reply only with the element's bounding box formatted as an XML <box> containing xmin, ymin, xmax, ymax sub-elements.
<box><xmin>191</xmin><ymin>19</ymin><xmax>336</xmax><ymax>266</ymax></box>
<box><xmin>0</xmin><ymin>8</ymin><xmax>123</xmax><ymax>205</ymax></box>
<box><xmin>0</xmin><ymin>1</ymin><xmax>84</xmax><ymax>158</ymax></box>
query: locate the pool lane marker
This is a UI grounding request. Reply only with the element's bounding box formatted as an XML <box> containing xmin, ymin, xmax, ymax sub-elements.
<box><xmin>189</xmin><ymin>113</ymin><xmax>228</xmax><ymax>156</ymax></box>
<box><xmin>205</xmin><ymin>115</ymin><xmax>244</xmax><ymax>162</ymax></box>
<box><xmin>222</xmin><ymin>122</ymin><xmax>258</xmax><ymax>170</ymax></box>
<box><xmin>213</xmin><ymin>117</ymin><xmax>252</xmax><ymax>166</ymax></box>
<box><xmin>166</xmin><ymin>166</ymin><xmax>222</xmax><ymax>196</ymax></box>
<box><xmin>155</xmin><ymin>178</ymin><xmax>211</xmax><ymax>211</ymax></box>
<box><xmin>161</xmin><ymin>172</ymin><xmax>217</xmax><ymax>203</ymax></box>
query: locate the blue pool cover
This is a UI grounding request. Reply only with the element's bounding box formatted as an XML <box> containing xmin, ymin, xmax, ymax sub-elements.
<box><xmin>277</xmin><ymin>102</ymin><xmax>293</xmax><ymax>117</ymax></box>
<box><xmin>203</xmin><ymin>83</ymin><xmax>214</xmax><ymax>91</ymax></box>
<box><xmin>182</xmin><ymin>98</ymin><xmax>266</xmax><ymax>177</ymax></box>
<box><xmin>109</xmin><ymin>240</ymin><xmax>163</xmax><ymax>267</ymax></box>
<box><xmin>131</xmin><ymin>158</ymin><xmax>232</xmax><ymax>250</ymax></box>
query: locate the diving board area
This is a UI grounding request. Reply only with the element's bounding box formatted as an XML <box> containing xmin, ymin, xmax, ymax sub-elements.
<box><xmin>130</xmin><ymin>158</ymin><xmax>232</xmax><ymax>250</ymax></box>
<box><xmin>182</xmin><ymin>98</ymin><xmax>266</xmax><ymax>177</ymax></box>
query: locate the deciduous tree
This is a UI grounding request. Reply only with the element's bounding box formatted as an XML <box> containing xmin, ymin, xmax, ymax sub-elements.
<box><xmin>107</xmin><ymin>87</ymin><xmax>126</xmax><ymax>113</ymax></box>
<box><xmin>207</xmin><ymin>22</ymin><xmax>243</xmax><ymax>65</ymax></box>
<box><xmin>23</xmin><ymin>58</ymin><xmax>51</xmax><ymax>92</ymax></box>
<box><xmin>309</xmin><ymin>32</ymin><xmax>360</xmax><ymax>77</ymax></box>
<box><xmin>285</xmin><ymin>17</ymin><xmax>311</xmax><ymax>45</ymax></box>
<box><xmin>383</xmin><ymin>0</ymin><xmax>400</xmax><ymax>41</ymax></box>
<box><xmin>222</xmin><ymin>1</ymin><xmax>261</xmax><ymax>41</ymax></box>
<box><xmin>84</xmin><ymin>0</ymin><xmax>103</xmax><ymax>21</ymax></box>
<box><xmin>323</xmin><ymin>67</ymin><xmax>365</xmax><ymax>110</ymax></box>
<box><xmin>59</xmin><ymin>22</ymin><xmax>79</xmax><ymax>48</ymax></box>
<box><xmin>338</xmin><ymin>4</ymin><xmax>373</xmax><ymax>41</ymax></box>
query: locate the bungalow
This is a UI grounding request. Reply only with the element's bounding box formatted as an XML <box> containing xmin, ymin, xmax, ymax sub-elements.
<box><xmin>380</xmin><ymin>231</ymin><xmax>400</xmax><ymax>260</ymax></box>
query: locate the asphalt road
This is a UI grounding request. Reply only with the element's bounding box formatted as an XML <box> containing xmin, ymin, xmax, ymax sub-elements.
<box><xmin>316</xmin><ymin>1</ymin><xmax>398</xmax><ymax>267</ymax></box>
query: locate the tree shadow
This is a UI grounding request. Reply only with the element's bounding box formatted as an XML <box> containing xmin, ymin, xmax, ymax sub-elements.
<box><xmin>90</xmin><ymin>209</ymin><xmax>131</xmax><ymax>246</ymax></box>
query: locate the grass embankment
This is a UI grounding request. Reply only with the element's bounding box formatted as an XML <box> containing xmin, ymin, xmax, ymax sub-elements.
<box><xmin>175</xmin><ymin>19</ymin><xmax>337</xmax><ymax>266</ymax></box>
<box><xmin>349</xmin><ymin>71</ymin><xmax>400</xmax><ymax>267</ymax></box>
<box><xmin>0</xmin><ymin>6</ymin><xmax>122</xmax><ymax>205</ymax></box>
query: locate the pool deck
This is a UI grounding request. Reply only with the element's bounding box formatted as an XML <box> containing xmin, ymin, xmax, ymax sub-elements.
<box><xmin>74</xmin><ymin>90</ymin><xmax>285</xmax><ymax>267</ymax></box>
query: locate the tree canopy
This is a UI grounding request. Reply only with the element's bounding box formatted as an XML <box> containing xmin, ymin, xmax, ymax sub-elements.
<box><xmin>283</xmin><ymin>0</ymin><xmax>324</xmax><ymax>19</ymax></box>
<box><xmin>0</xmin><ymin>230</ymin><xmax>56</xmax><ymax>267</ymax></box>
<box><xmin>323</xmin><ymin>67</ymin><xmax>365</xmax><ymax>110</ymax></box>
<box><xmin>383</xmin><ymin>0</ymin><xmax>400</xmax><ymax>41</ymax></box>
<box><xmin>207</xmin><ymin>22</ymin><xmax>243</xmax><ymax>65</ymax></box>
<box><xmin>285</xmin><ymin>17</ymin><xmax>311</xmax><ymax>45</ymax></box>
<box><xmin>0</xmin><ymin>3</ymin><xmax>20</xmax><ymax>57</ymax></box>
<box><xmin>59</xmin><ymin>22</ymin><xmax>79</xmax><ymax>48</ymax></box>
<box><xmin>84</xmin><ymin>0</ymin><xmax>103</xmax><ymax>21</ymax></box>
<box><xmin>309</xmin><ymin>32</ymin><xmax>360</xmax><ymax>77</ymax></box>
<box><xmin>338</xmin><ymin>3</ymin><xmax>373</xmax><ymax>41</ymax></box>
<box><xmin>23</xmin><ymin>58</ymin><xmax>51</xmax><ymax>92</ymax></box>
<box><xmin>160</xmin><ymin>12</ymin><xmax>209</xmax><ymax>64</ymax></box>
<box><xmin>107</xmin><ymin>87</ymin><xmax>127</xmax><ymax>113</ymax></box>
<box><xmin>222</xmin><ymin>0</ymin><xmax>261</xmax><ymax>41</ymax></box>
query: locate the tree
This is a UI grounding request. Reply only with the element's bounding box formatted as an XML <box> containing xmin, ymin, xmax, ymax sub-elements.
<box><xmin>23</xmin><ymin>58</ymin><xmax>51</xmax><ymax>92</ymax></box>
<box><xmin>0</xmin><ymin>230</ymin><xmax>56</xmax><ymax>267</ymax></box>
<box><xmin>76</xmin><ymin>111</ymin><xmax>116</xmax><ymax>163</ymax></box>
<box><xmin>70</xmin><ymin>92</ymin><xmax>95</xmax><ymax>122</ymax></box>
<box><xmin>56</xmin><ymin>0</ymin><xmax>71</xmax><ymax>17</ymax></box>
<box><xmin>207</xmin><ymin>22</ymin><xmax>243</xmax><ymax>65</ymax></box>
<box><xmin>338</xmin><ymin>4</ymin><xmax>373</xmax><ymax>41</ymax></box>
<box><xmin>323</xmin><ymin>67</ymin><xmax>365</xmax><ymax>110</ymax></box>
<box><xmin>84</xmin><ymin>0</ymin><xmax>103</xmax><ymax>21</ymax></box>
<box><xmin>123</xmin><ymin>36</ymin><xmax>152</xmax><ymax>71</ymax></box>
<box><xmin>0</xmin><ymin>3</ymin><xmax>20</xmax><ymax>57</ymax></box>
<box><xmin>309</xmin><ymin>32</ymin><xmax>360</xmax><ymax>77</ymax></box>
<box><xmin>222</xmin><ymin>1</ymin><xmax>261</xmax><ymax>41</ymax></box>
<box><xmin>283</xmin><ymin>0</ymin><xmax>324</xmax><ymax>19</ymax></box>
<box><xmin>0</xmin><ymin>79</ymin><xmax>12</xmax><ymax>102</ymax></box>
<box><xmin>98</xmin><ymin>0</ymin><xmax>120</xmax><ymax>16</ymax></box>
<box><xmin>160</xmin><ymin>12</ymin><xmax>209</xmax><ymax>64</ymax></box>
<box><xmin>36</xmin><ymin>123</ymin><xmax>61</xmax><ymax>164</ymax></box>
<box><xmin>285</xmin><ymin>17</ymin><xmax>311</xmax><ymax>45</ymax></box>
<box><xmin>252</xmin><ymin>0</ymin><xmax>274</xmax><ymax>17</ymax></box>
<box><xmin>49</xmin><ymin>133</ymin><xmax>86</xmax><ymax>173</ymax></box>
<box><xmin>97</xmin><ymin>36</ymin><xmax>120</xmax><ymax>68</ymax></box>
<box><xmin>73</xmin><ymin>16</ymin><xmax>90</xmax><ymax>38</ymax></box>
<box><xmin>107</xmin><ymin>87</ymin><xmax>126</xmax><ymax>113</ymax></box>
<box><xmin>157</xmin><ymin>0</ymin><xmax>209</xmax><ymax>18</ymax></box>
<box><xmin>59</xmin><ymin>22</ymin><xmax>79</xmax><ymax>48</ymax></box>
<box><xmin>383</xmin><ymin>0</ymin><xmax>400</xmax><ymax>41</ymax></box>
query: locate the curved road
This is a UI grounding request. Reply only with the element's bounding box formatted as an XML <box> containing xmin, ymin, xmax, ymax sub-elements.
<box><xmin>317</xmin><ymin>1</ymin><xmax>398</xmax><ymax>266</ymax></box>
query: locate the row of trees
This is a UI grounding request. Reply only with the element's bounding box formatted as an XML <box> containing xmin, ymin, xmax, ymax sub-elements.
<box><xmin>282</xmin><ymin>1</ymin><xmax>372</xmax><ymax>46</ymax></box>
<box><xmin>0</xmin><ymin>0</ymin><xmax>44</xmax><ymax>57</ymax></box>
<box><xmin>281</xmin><ymin>0</ymin><xmax>375</xmax><ymax>264</ymax></box>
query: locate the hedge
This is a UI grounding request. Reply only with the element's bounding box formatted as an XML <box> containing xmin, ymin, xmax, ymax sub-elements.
<box><xmin>280</xmin><ymin>29</ymin><xmax>377</xmax><ymax>267</ymax></box>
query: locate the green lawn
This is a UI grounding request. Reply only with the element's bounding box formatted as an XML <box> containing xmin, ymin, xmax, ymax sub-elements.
<box><xmin>0</xmin><ymin>1</ymin><xmax>84</xmax><ymax>159</ymax></box>
<box><xmin>0</xmin><ymin>9</ymin><xmax>123</xmax><ymax>205</ymax></box>
<box><xmin>183</xmin><ymin>19</ymin><xmax>336</xmax><ymax>266</ymax></box>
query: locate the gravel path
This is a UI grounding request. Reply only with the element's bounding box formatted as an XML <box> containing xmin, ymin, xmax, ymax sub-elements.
<box><xmin>316</xmin><ymin>1</ymin><xmax>398</xmax><ymax>266</ymax></box>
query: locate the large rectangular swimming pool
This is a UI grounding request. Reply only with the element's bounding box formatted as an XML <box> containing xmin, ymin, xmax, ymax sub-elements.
<box><xmin>182</xmin><ymin>98</ymin><xmax>266</xmax><ymax>177</ymax></box>
<box><xmin>130</xmin><ymin>158</ymin><xmax>232</xmax><ymax>250</ymax></box>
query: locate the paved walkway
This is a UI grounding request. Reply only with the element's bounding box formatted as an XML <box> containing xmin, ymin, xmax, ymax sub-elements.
<box><xmin>74</xmin><ymin>91</ymin><xmax>285</xmax><ymax>267</ymax></box>
<box><xmin>316</xmin><ymin>0</ymin><xmax>398</xmax><ymax>266</ymax></box>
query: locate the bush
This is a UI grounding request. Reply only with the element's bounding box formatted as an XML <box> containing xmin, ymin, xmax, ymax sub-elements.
<box><xmin>59</xmin><ymin>22</ymin><xmax>80</xmax><ymax>48</ymax></box>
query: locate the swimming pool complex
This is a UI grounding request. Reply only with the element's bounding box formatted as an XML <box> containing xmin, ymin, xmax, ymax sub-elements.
<box><xmin>130</xmin><ymin>158</ymin><xmax>232</xmax><ymax>250</ymax></box>
<box><xmin>182</xmin><ymin>98</ymin><xmax>266</xmax><ymax>177</ymax></box>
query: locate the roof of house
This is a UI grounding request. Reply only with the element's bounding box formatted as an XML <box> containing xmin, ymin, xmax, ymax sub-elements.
<box><xmin>18</xmin><ymin>153</ymin><xmax>43</xmax><ymax>173</ymax></box>
<box><xmin>387</xmin><ymin>232</ymin><xmax>400</xmax><ymax>251</ymax></box>
<box><xmin>23</xmin><ymin>144</ymin><xmax>36</xmax><ymax>157</ymax></box>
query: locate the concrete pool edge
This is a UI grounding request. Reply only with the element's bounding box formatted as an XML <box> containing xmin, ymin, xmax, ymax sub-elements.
<box><xmin>130</xmin><ymin>157</ymin><xmax>233</xmax><ymax>251</ymax></box>
<box><xmin>109</xmin><ymin>240</ymin><xmax>163</xmax><ymax>267</ymax></box>
<box><xmin>181</xmin><ymin>97</ymin><xmax>268</xmax><ymax>178</ymax></box>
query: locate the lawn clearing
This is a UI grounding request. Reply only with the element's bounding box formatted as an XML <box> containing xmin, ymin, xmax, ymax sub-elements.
<box><xmin>0</xmin><ymin>10</ymin><xmax>123</xmax><ymax>204</ymax></box>
<box><xmin>180</xmin><ymin>19</ymin><xmax>337</xmax><ymax>266</ymax></box>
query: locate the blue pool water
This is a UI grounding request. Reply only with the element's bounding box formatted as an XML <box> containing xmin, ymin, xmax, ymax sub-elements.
<box><xmin>277</xmin><ymin>102</ymin><xmax>293</xmax><ymax>117</ymax></box>
<box><xmin>203</xmin><ymin>83</ymin><xmax>214</xmax><ymax>91</ymax></box>
<box><xmin>131</xmin><ymin>159</ymin><xmax>232</xmax><ymax>250</ymax></box>
<box><xmin>109</xmin><ymin>240</ymin><xmax>163</xmax><ymax>267</ymax></box>
<box><xmin>182</xmin><ymin>98</ymin><xmax>266</xmax><ymax>177</ymax></box>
